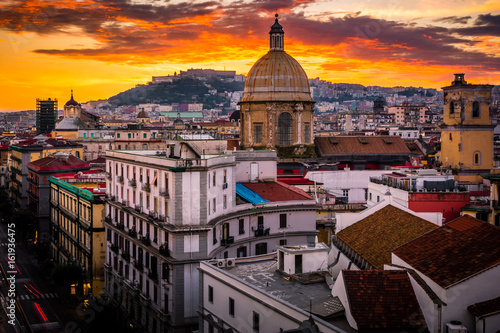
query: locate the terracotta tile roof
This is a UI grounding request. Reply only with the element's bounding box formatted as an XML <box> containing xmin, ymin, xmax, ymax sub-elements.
<box><xmin>315</xmin><ymin>136</ymin><xmax>411</xmax><ymax>157</ymax></box>
<box><xmin>28</xmin><ymin>155</ymin><xmax>89</xmax><ymax>171</ymax></box>
<box><xmin>241</xmin><ymin>181</ymin><xmax>312</xmax><ymax>202</ymax></box>
<box><xmin>468</xmin><ymin>296</ymin><xmax>500</xmax><ymax>318</ymax></box>
<box><xmin>343</xmin><ymin>270</ymin><xmax>427</xmax><ymax>330</ymax></box>
<box><xmin>393</xmin><ymin>215</ymin><xmax>500</xmax><ymax>288</ymax></box>
<box><xmin>337</xmin><ymin>205</ymin><xmax>438</xmax><ymax>269</ymax></box>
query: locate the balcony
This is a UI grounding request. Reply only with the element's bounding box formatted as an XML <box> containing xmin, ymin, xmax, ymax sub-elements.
<box><xmin>116</xmin><ymin>223</ymin><xmax>125</xmax><ymax>231</ymax></box>
<box><xmin>139</xmin><ymin>293</ymin><xmax>150</xmax><ymax>305</ymax></box>
<box><xmin>222</xmin><ymin>183</ymin><xmax>228</xmax><ymax>190</ymax></box>
<box><xmin>121</xmin><ymin>252</ymin><xmax>130</xmax><ymax>262</ymax></box>
<box><xmin>148</xmin><ymin>269</ymin><xmax>158</xmax><ymax>281</ymax></box>
<box><xmin>159</xmin><ymin>246</ymin><xmax>170</xmax><ymax>257</ymax></box>
<box><xmin>128</xmin><ymin>229</ymin><xmax>137</xmax><ymax>238</ymax></box>
<box><xmin>117</xmin><ymin>176</ymin><xmax>124</xmax><ymax>183</ymax></box>
<box><xmin>128</xmin><ymin>179</ymin><xmax>137</xmax><ymax>187</ymax></box>
<box><xmin>158</xmin><ymin>215</ymin><xmax>170</xmax><ymax>223</ymax></box>
<box><xmin>159</xmin><ymin>189</ymin><xmax>169</xmax><ymax>198</ymax></box>
<box><xmin>133</xmin><ymin>261</ymin><xmax>143</xmax><ymax>272</ymax></box>
<box><xmin>135</xmin><ymin>204</ymin><xmax>142</xmax><ymax>212</ymax></box>
<box><xmin>141</xmin><ymin>184</ymin><xmax>151</xmax><ymax>192</ymax></box>
<box><xmin>121</xmin><ymin>199</ymin><xmax>128</xmax><ymax>206</ymax></box>
<box><xmin>254</xmin><ymin>228</ymin><xmax>270</xmax><ymax>237</ymax></box>
<box><xmin>105</xmin><ymin>215</ymin><xmax>112</xmax><ymax>223</ymax></box>
<box><xmin>148</xmin><ymin>211</ymin><xmax>158</xmax><ymax>219</ymax></box>
<box><xmin>110</xmin><ymin>244</ymin><xmax>119</xmax><ymax>253</ymax></box>
<box><xmin>141</xmin><ymin>236</ymin><xmax>151</xmax><ymax>246</ymax></box>
<box><xmin>220</xmin><ymin>236</ymin><xmax>234</xmax><ymax>247</ymax></box>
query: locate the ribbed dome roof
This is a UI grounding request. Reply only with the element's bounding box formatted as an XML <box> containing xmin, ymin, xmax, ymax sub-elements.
<box><xmin>240</xmin><ymin>51</ymin><xmax>313</xmax><ymax>102</ymax></box>
<box><xmin>137</xmin><ymin>110</ymin><xmax>149</xmax><ymax>118</ymax></box>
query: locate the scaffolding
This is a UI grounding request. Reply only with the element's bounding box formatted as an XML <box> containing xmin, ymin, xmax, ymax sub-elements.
<box><xmin>36</xmin><ymin>98</ymin><xmax>58</xmax><ymax>135</ymax></box>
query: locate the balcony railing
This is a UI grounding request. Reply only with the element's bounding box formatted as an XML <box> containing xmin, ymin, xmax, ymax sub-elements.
<box><xmin>254</xmin><ymin>228</ymin><xmax>270</xmax><ymax>237</ymax></box>
<box><xmin>117</xmin><ymin>176</ymin><xmax>124</xmax><ymax>183</ymax></box>
<box><xmin>128</xmin><ymin>179</ymin><xmax>137</xmax><ymax>187</ymax></box>
<box><xmin>116</xmin><ymin>224</ymin><xmax>125</xmax><ymax>231</ymax></box>
<box><xmin>159</xmin><ymin>189</ymin><xmax>169</xmax><ymax>198</ymax></box>
<box><xmin>128</xmin><ymin>229</ymin><xmax>137</xmax><ymax>237</ymax></box>
<box><xmin>141</xmin><ymin>236</ymin><xmax>151</xmax><ymax>246</ymax></box>
<box><xmin>141</xmin><ymin>184</ymin><xmax>151</xmax><ymax>192</ymax></box>
<box><xmin>220</xmin><ymin>236</ymin><xmax>235</xmax><ymax>246</ymax></box>
<box><xmin>122</xmin><ymin>199</ymin><xmax>128</xmax><ymax>206</ymax></box>
<box><xmin>147</xmin><ymin>269</ymin><xmax>158</xmax><ymax>281</ymax></box>
<box><xmin>133</xmin><ymin>261</ymin><xmax>143</xmax><ymax>271</ymax></box>
<box><xmin>121</xmin><ymin>252</ymin><xmax>130</xmax><ymax>262</ymax></box>
<box><xmin>148</xmin><ymin>211</ymin><xmax>158</xmax><ymax>219</ymax></box>
<box><xmin>110</xmin><ymin>244</ymin><xmax>119</xmax><ymax>253</ymax></box>
<box><xmin>159</xmin><ymin>246</ymin><xmax>170</xmax><ymax>257</ymax></box>
<box><xmin>105</xmin><ymin>215</ymin><xmax>112</xmax><ymax>223</ymax></box>
<box><xmin>135</xmin><ymin>205</ymin><xmax>142</xmax><ymax>212</ymax></box>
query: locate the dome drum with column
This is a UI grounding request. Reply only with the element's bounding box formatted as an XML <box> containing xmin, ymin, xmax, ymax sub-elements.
<box><xmin>239</xmin><ymin>15</ymin><xmax>315</xmax><ymax>152</ymax></box>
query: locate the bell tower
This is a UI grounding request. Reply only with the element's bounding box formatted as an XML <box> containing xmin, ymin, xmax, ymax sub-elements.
<box><xmin>441</xmin><ymin>73</ymin><xmax>494</xmax><ymax>173</ymax></box>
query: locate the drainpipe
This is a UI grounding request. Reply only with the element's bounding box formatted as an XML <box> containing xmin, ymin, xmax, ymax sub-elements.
<box><xmin>438</xmin><ymin>304</ymin><xmax>442</xmax><ymax>333</ymax></box>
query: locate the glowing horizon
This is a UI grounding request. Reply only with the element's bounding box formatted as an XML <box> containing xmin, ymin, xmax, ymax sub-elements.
<box><xmin>0</xmin><ymin>0</ymin><xmax>499</xmax><ymax>111</ymax></box>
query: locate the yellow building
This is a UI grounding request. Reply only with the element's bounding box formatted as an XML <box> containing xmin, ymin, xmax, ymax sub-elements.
<box><xmin>440</xmin><ymin>73</ymin><xmax>494</xmax><ymax>179</ymax></box>
<box><xmin>239</xmin><ymin>15</ymin><xmax>315</xmax><ymax>154</ymax></box>
<box><xmin>10</xmin><ymin>139</ymin><xmax>84</xmax><ymax>207</ymax></box>
<box><xmin>49</xmin><ymin>174</ymin><xmax>106</xmax><ymax>296</ymax></box>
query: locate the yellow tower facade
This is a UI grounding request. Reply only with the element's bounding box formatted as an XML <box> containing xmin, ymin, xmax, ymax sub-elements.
<box><xmin>441</xmin><ymin>74</ymin><xmax>494</xmax><ymax>171</ymax></box>
<box><xmin>239</xmin><ymin>15</ymin><xmax>315</xmax><ymax>155</ymax></box>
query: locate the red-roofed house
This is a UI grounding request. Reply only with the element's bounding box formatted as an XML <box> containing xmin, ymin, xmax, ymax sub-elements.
<box><xmin>27</xmin><ymin>152</ymin><xmax>90</xmax><ymax>241</ymax></box>
<box><xmin>391</xmin><ymin>215</ymin><xmax>500</xmax><ymax>332</ymax></box>
<box><xmin>467</xmin><ymin>296</ymin><xmax>500</xmax><ymax>333</ymax></box>
<box><xmin>332</xmin><ymin>270</ymin><xmax>427</xmax><ymax>332</ymax></box>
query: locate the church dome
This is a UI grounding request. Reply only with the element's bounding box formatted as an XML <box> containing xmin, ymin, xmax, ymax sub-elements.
<box><xmin>137</xmin><ymin>110</ymin><xmax>150</xmax><ymax>119</ymax></box>
<box><xmin>240</xmin><ymin>15</ymin><xmax>313</xmax><ymax>103</ymax></box>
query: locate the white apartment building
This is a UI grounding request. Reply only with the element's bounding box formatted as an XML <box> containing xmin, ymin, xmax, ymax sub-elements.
<box><xmin>103</xmin><ymin>149</ymin><xmax>318</xmax><ymax>333</ymax></box>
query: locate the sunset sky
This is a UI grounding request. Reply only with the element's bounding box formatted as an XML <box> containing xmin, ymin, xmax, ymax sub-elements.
<box><xmin>0</xmin><ymin>0</ymin><xmax>499</xmax><ymax>111</ymax></box>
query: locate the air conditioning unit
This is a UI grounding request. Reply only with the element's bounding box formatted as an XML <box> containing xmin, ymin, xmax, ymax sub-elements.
<box><xmin>226</xmin><ymin>258</ymin><xmax>236</xmax><ymax>267</ymax></box>
<box><xmin>216</xmin><ymin>259</ymin><xmax>226</xmax><ymax>268</ymax></box>
<box><xmin>446</xmin><ymin>321</ymin><xmax>467</xmax><ymax>333</ymax></box>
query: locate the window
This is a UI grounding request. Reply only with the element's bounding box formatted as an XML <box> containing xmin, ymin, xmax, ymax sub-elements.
<box><xmin>473</xmin><ymin>151</ymin><xmax>481</xmax><ymax>165</ymax></box>
<box><xmin>449</xmin><ymin>101</ymin><xmax>455</xmax><ymax>114</ymax></box>
<box><xmin>237</xmin><ymin>246</ymin><xmax>247</xmax><ymax>258</ymax></box>
<box><xmin>472</xmin><ymin>101</ymin><xmax>480</xmax><ymax>118</ymax></box>
<box><xmin>128</xmin><ymin>133</ymin><xmax>131</xmax><ymax>139</ymax></box>
<box><xmin>213</xmin><ymin>228</ymin><xmax>217</xmax><ymax>245</ymax></box>
<box><xmin>279</xmin><ymin>214</ymin><xmax>287</xmax><ymax>228</ymax></box>
<box><xmin>208</xmin><ymin>286</ymin><xmax>213</xmax><ymax>303</ymax></box>
<box><xmin>223</xmin><ymin>169</ymin><xmax>227</xmax><ymax>183</ymax></box>
<box><xmin>239</xmin><ymin>219</ymin><xmax>244</xmax><ymax>234</ymax></box>
<box><xmin>279</xmin><ymin>239</ymin><xmax>287</xmax><ymax>246</ymax></box>
<box><xmin>223</xmin><ymin>195</ymin><xmax>227</xmax><ymax>209</ymax></box>
<box><xmin>117</xmin><ymin>133</ymin><xmax>121</xmax><ymax>138</ymax></box>
<box><xmin>278</xmin><ymin>112</ymin><xmax>292</xmax><ymax>146</ymax></box>
<box><xmin>304</xmin><ymin>123</ymin><xmax>310</xmax><ymax>143</ymax></box>
<box><xmin>212</xmin><ymin>172</ymin><xmax>216</xmax><ymax>186</ymax></box>
<box><xmin>377</xmin><ymin>195</ymin><xmax>380</xmax><ymax>202</ymax></box>
<box><xmin>143</xmin><ymin>133</ymin><xmax>147</xmax><ymax>138</ymax></box>
<box><xmin>253</xmin><ymin>312</ymin><xmax>260</xmax><ymax>332</ymax></box>
<box><xmin>343</xmin><ymin>189</ymin><xmax>349</xmax><ymax>197</ymax></box>
<box><xmin>229</xmin><ymin>297</ymin><xmax>235</xmax><ymax>317</ymax></box>
<box><xmin>213</xmin><ymin>198</ymin><xmax>216</xmax><ymax>213</ymax></box>
<box><xmin>254</xmin><ymin>124</ymin><xmax>263</xmax><ymax>144</ymax></box>
<box><xmin>365</xmin><ymin>189</ymin><xmax>368</xmax><ymax>201</ymax></box>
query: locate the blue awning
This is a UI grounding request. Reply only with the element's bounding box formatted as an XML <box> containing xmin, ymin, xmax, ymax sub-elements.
<box><xmin>236</xmin><ymin>183</ymin><xmax>269</xmax><ymax>204</ymax></box>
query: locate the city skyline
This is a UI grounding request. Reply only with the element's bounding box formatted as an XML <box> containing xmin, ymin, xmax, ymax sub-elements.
<box><xmin>0</xmin><ymin>0</ymin><xmax>499</xmax><ymax>111</ymax></box>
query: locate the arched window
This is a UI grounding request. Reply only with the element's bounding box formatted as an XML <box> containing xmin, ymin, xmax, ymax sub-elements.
<box><xmin>278</xmin><ymin>112</ymin><xmax>292</xmax><ymax>146</ymax></box>
<box><xmin>472</xmin><ymin>101</ymin><xmax>480</xmax><ymax>118</ymax></box>
<box><xmin>473</xmin><ymin>151</ymin><xmax>481</xmax><ymax>165</ymax></box>
<box><xmin>449</xmin><ymin>101</ymin><xmax>455</xmax><ymax>114</ymax></box>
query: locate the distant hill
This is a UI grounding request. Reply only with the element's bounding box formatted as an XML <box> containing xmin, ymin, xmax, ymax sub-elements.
<box><xmin>108</xmin><ymin>78</ymin><xmax>245</xmax><ymax>109</ymax></box>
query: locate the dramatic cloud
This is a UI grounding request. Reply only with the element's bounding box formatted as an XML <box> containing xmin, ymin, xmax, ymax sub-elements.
<box><xmin>434</xmin><ymin>16</ymin><xmax>471</xmax><ymax>25</ymax></box>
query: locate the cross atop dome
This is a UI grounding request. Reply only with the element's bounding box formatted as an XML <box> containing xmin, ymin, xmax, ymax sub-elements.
<box><xmin>269</xmin><ymin>14</ymin><xmax>284</xmax><ymax>51</ymax></box>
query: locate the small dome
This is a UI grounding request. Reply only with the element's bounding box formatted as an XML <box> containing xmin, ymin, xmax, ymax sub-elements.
<box><xmin>270</xmin><ymin>14</ymin><xmax>284</xmax><ymax>34</ymax></box>
<box><xmin>137</xmin><ymin>110</ymin><xmax>150</xmax><ymax>118</ymax></box>
<box><xmin>65</xmin><ymin>90</ymin><xmax>80</xmax><ymax>107</ymax></box>
<box><xmin>229</xmin><ymin>110</ymin><xmax>240</xmax><ymax>121</ymax></box>
<box><xmin>173</xmin><ymin>118</ymin><xmax>184</xmax><ymax>125</ymax></box>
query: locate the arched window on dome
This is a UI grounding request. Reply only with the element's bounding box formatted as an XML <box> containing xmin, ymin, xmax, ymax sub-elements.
<box><xmin>278</xmin><ymin>112</ymin><xmax>292</xmax><ymax>146</ymax></box>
